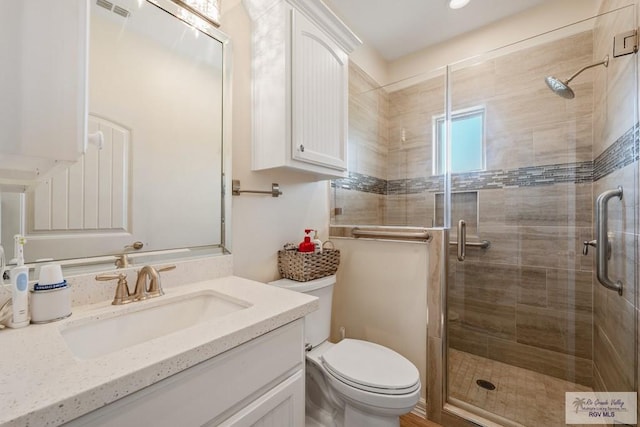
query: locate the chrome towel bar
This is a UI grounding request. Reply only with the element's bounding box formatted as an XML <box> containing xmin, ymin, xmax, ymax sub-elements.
<box><xmin>232</xmin><ymin>180</ymin><xmax>282</xmax><ymax>197</ymax></box>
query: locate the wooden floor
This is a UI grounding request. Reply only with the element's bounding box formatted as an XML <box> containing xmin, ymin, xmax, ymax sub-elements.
<box><xmin>400</xmin><ymin>413</ymin><xmax>442</xmax><ymax>427</ymax></box>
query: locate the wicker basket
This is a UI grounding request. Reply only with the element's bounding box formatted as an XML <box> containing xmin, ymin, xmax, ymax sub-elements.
<box><xmin>277</xmin><ymin>247</ymin><xmax>340</xmax><ymax>282</ymax></box>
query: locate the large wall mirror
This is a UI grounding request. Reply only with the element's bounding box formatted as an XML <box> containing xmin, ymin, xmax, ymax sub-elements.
<box><xmin>0</xmin><ymin>0</ymin><xmax>231</xmax><ymax>267</ymax></box>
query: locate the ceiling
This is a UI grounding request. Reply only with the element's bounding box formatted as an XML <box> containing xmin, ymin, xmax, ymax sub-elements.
<box><xmin>323</xmin><ymin>0</ymin><xmax>552</xmax><ymax>61</ymax></box>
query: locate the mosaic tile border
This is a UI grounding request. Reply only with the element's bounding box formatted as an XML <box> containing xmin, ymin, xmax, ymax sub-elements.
<box><xmin>332</xmin><ymin>125</ymin><xmax>638</xmax><ymax>194</ymax></box>
<box><xmin>331</xmin><ymin>171</ymin><xmax>386</xmax><ymax>195</ymax></box>
<box><xmin>593</xmin><ymin>125</ymin><xmax>639</xmax><ymax>181</ymax></box>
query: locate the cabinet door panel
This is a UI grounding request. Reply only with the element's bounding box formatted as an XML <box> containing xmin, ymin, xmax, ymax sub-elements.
<box><xmin>292</xmin><ymin>10</ymin><xmax>347</xmax><ymax>171</ymax></box>
<box><xmin>216</xmin><ymin>370</ymin><xmax>304</xmax><ymax>427</ymax></box>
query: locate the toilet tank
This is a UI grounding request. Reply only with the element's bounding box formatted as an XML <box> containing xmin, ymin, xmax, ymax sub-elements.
<box><xmin>268</xmin><ymin>275</ymin><xmax>335</xmax><ymax>348</ymax></box>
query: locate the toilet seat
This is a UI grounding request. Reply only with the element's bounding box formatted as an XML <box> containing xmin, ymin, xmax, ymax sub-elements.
<box><xmin>320</xmin><ymin>339</ymin><xmax>420</xmax><ymax>395</ymax></box>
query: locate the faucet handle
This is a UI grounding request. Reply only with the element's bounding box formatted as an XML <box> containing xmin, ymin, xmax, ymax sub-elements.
<box><xmin>582</xmin><ymin>240</ymin><xmax>597</xmax><ymax>256</ymax></box>
<box><xmin>157</xmin><ymin>265</ymin><xmax>176</xmax><ymax>273</ymax></box>
<box><xmin>114</xmin><ymin>254</ymin><xmax>130</xmax><ymax>269</ymax></box>
<box><xmin>95</xmin><ymin>273</ymin><xmax>132</xmax><ymax>305</ymax></box>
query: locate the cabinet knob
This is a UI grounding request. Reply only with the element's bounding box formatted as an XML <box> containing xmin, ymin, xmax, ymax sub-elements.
<box><xmin>299</xmin><ymin>144</ymin><xmax>305</xmax><ymax>152</ymax></box>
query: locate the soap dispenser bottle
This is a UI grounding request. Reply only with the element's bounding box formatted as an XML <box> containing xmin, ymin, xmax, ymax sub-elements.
<box><xmin>10</xmin><ymin>235</ymin><xmax>29</xmax><ymax>328</ymax></box>
<box><xmin>312</xmin><ymin>230</ymin><xmax>323</xmax><ymax>254</ymax></box>
<box><xmin>298</xmin><ymin>229</ymin><xmax>315</xmax><ymax>253</ymax></box>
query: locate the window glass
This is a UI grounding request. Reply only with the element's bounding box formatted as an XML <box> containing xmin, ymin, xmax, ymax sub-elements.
<box><xmin>434</xmin><ymin>108</ymin><xmax>485</xmax><ymax>174</ymax></box>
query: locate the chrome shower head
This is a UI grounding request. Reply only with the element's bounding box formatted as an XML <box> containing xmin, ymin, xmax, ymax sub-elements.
<box><xmin>545</xmin><ymin>76</ymin><xmax>575</xmax><ymax>99</ymax></box>
<box><xmin>545</xmin><ymin>55</ymin><xmax>609</xmax><ymax>99</ymax></box>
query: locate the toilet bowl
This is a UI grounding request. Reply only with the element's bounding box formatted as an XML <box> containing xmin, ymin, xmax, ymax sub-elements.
<box><xmin>268</xmin><ymin>275</ymin><xmax>421</xmax><ymax>427</ymax></box>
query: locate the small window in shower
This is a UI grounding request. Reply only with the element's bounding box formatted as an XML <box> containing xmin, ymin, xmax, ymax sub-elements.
<box><xmin>433</xmin><ymin>106</ymin><xmax>485</xmax><ymax>174</ymax></box>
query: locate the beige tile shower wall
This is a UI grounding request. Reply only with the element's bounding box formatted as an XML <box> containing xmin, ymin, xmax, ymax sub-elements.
<box><xmin>331</xmin><ymin>187</ymin><xmax>384</xmax><ymax>225</ymax></box>
<box><xmin>482</xmin><ymin>32</ymin><xmax>594</xmax><ymax>170</ymax></box>
<box><xmin>333</xmin><ymin>63</ymin><xmax>389</xmax><ymax>225</ymax></box>
<box><xmin>384</xmin><ymin>75</ymin><xmax>445</xmax><ymax>227</ymax></box>
<box><xmin>387</xmin><ymin>30</ymin><xmax>595</xmax><ymax>179</ymax></box>
<box><xmin>593</xmin><ymin>2</ymin><xmax>637</xmax><ymax>156</ymax></box>
<box><xmin>385</xmin><ymin>193</ymin><xmax>435</xmax><ymax>227</ymax></box>
<box><xmin>387</xmin><ymin>76</ymin><xmax>445</xmax><ymax>181</ymax></box>
<box><xmin>348</xmin><ymin>63</ymin><xmax>389</xmax><ymax>179</ymax></box>
<box><xmin>386</xmin><ymin>30</ymin><xmax>595</xmax><ymax>181</ymax></box>
<box><xmin>384</xmin><ymin>31</ymin><xmax>595</xmax><ymax>231</ymax></box>
<box><xmin>591</xmin><ymin>0</ymin><xmax>638</xmax><ymax>396</ymax></box>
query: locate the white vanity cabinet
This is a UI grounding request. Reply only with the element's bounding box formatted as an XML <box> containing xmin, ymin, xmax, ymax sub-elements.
<box><xmin>0</xmin><ymin>0</ymin><xmax>87</xmax><ymax>188</ymax></box>
<box><xmin>245</xmin><ymin>0</ymin><xmax>361</xmax><ymax>178</ymax></box>
<box><xmin>66</xmin><ymin>320</ymin><xmax>305</xmax><ymax>427</ymax></box>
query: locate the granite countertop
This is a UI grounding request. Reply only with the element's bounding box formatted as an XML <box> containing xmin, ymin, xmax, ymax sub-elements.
<box><xmin>0</xmin><ymin>276</ymin><xmax>317</xmax><ymax>427</ymax></box>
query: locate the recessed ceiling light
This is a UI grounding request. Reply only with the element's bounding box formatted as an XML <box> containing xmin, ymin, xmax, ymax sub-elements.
<box><xmin>449</xmin><ymin>0</ymin><xmax>470</xmax><ymax>9</ymax></box>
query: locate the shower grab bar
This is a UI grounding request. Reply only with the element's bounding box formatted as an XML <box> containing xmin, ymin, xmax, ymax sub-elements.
<box><xmin>351</xmin><ymin>227</ymin><xmax>431</xmax><ymax>241</ymax></box>
<box><xmin>448</xmin><ymin>240</ymin><xmax>491</xmax><ymax>249</ymax></box>
<box><xmin>595</xmin><ymin>186</ymin><xmax>623</xmax><ymax>295</ymax></box>
<box><xmin>457</xmin><ymin>220</ymin><xmax>466</xmax><ymax>261</ymax></box>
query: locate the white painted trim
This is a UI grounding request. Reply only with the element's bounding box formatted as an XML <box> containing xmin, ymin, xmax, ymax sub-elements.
<box><xmin>244</xmin><ymin>0</ymin><xmax>361</xmax><ymax>52</ymax></box>
<box><xmin>287</xmin><ymin>0</ymin><xmax>362</xmax><ymax>52</ymax></box>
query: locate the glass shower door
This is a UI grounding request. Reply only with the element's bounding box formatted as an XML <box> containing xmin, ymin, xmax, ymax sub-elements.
<box><xmin>445</xmin><ymin>5</ymin><xmax>638</xmax><ymax>426</ymax></box>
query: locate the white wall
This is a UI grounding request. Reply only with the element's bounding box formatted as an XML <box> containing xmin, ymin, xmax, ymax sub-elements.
<box><xmin>220</xmin><ymin>0</ymin><xmax>331</xmax><ymax>283</ymax></box>
<box><xmin>349</xmin><ymin>44</ymin><xmax>389</xmax><ymax>88</ymax></box>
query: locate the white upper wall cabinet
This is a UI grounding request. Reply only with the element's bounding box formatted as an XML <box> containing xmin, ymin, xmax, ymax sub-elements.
<box><xmin>244</xmin><ymin>0</ymin><xmax>361</xmax><ymax>178</ymax></box>
<box><xmin>0</xmin><ymin>0</ymin><xmax>88</xmax><ymax>189</ymax></box>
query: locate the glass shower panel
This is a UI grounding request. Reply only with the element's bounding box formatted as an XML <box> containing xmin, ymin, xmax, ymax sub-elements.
<box><xmin>445</xmin><ymin>6</ymin><xmax>637</xmax><ymax>427</ymax></box>
<box><xmin>331</xmin><ymin>65</ymin><xmax>448</xmax><ymax>230</ymax></box>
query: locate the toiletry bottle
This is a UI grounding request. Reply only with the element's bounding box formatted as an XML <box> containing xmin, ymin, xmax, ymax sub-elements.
<box><xmin>312</xmin><ymin>230</ymin><xmax>323</xmax><ymax>254</ymax></box>
<box><xmin>299</xmin><ymin>229</ymin><xmax>315</xmax><ymax>253</ymax></box>
<box><xmin>10</xmin><ymin>235</ymin><xmax>29</xmax><ymax>328</ymax></box>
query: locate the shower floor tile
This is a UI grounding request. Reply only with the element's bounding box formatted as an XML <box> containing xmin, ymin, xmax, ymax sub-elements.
<box><xmin>448</xmin><ymin>349</ymin><xmax>598</xmax><ymax>427</ymax></box>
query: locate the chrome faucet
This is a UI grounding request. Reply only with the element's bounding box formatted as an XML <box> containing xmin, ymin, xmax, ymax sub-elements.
<box><xmin>95</xmin><ymin>264</ymin><xmax>176</xmax><ymax>305</ymax></box>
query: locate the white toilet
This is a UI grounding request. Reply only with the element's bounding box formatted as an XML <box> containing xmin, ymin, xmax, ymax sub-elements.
<box><xmin>268</xmin><ymin>275</ymin><xmax>421</xmax><ymax>427</ymax></box>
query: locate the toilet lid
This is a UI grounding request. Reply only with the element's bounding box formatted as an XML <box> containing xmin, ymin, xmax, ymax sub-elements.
<box><xmin>320</xmin><ymin>339</ymin><xmax>420</xmax><ymax>395</ymax></box>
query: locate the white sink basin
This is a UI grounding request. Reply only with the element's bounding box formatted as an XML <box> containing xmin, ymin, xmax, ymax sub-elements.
<box><xmin>60</xmin><ymin>291</ymin><xmax>251</xmax><ymax>359</ymax></box>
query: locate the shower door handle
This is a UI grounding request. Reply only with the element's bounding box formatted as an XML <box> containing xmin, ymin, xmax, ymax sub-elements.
<box><xmin>595</xmin><ymin>186</ymin><xmax>623</xmax><ymax>295</ymax></box>
<box><xmin>457</xmin><ymin>220</ymin><xmax>466</xmax><ymax>261</ymax></box>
